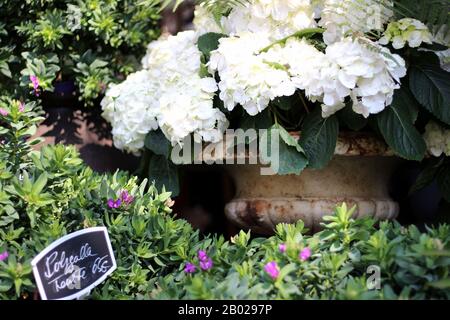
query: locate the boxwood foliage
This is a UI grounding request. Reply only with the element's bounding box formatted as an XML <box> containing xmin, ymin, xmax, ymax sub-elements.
<box><xmin>154</xmin><ymin>204</ymin><xmax>450</xmax><ymax>300</ymax></box>
<box><xmin>0</xmin><ymin>103</ymin><xmax>449</xmax><ymax>300</ymax></box>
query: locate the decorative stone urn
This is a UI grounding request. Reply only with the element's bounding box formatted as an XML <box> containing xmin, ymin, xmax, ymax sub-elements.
<box><xmin>222</xmin><ymin>132</ymin><xmax>400</xmax><ymax>234</ymax></box>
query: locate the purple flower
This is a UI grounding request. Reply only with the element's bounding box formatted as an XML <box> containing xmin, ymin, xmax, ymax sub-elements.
<box><xmin>198</xmin><ymin>250</ymin><xmax>208</xmax><ymax>261</ymax></box>
<box><xmin>299</xmin><ymin>247</ymin><xmax>311</xmax><ymax>261</ymax></box>
<box><xmin>120</xmin><ymin>190</ymin><xmax>134</xmax><ymax>205</ymax></box>
<box><xmin>184</xmin><ymin>262</ymin><xmax>196</xmax><ymax>274</ymax></box>
<box><xmin>0</xmin><ymin>251</ymin><xmax>8</xmax><ymax>262</ymax></box>
<box><xmin>279</xmin><ymin>243</ymin><xmax>287</xmax><ymax>253</ymax></box>
<box><xmin>29</xmin><ymin>75</ymin><xmax>40</xmax><ymax>96</ymax></box>
<box><xmin>199</xmin><ymin>257</ymin><xmax>213</xmax><ymax>271</ymax></box>
<box><xmin>18</xmin><ymin>102</ymin><xmax>25</xmax><ymax>113</ymax></box>
<box><xmin>0</xmin><ymin>108</ymin><xmax>8</xmax><ymax>117</ymax></box>
<box><xmin>107</xmin><ymin>198</ymin><xmax>122</xmax><ymax>209</ymax></box>
<box><xmin>264</xmin><ymin>261</ymin><xmax>279</xmax><ymax>280</ymax></box>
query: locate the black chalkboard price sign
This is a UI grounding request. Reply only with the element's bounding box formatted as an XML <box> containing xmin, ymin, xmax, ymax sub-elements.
<box><xmin>31</xmin><ymin>227</ymin><xmax>117</xmax><ymax>300</ymax></box>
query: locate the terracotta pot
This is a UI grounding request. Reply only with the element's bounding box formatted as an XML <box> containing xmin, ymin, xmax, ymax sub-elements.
<box><xmin>223</xmin><ymin>132</ymin><xmax>400</xmax><ymax>234</ymax></box>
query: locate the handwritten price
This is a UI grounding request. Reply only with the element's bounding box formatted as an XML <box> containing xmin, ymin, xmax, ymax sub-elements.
<box><xmin>92</xmin><ymin>255</ymin><xmax>110</xmax><ymax>274</ymax></box>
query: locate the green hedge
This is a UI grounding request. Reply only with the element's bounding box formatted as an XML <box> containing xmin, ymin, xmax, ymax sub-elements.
<box><xmin>0</xmin><ymin>100</ymin><xmax>449</xmax><ymax>300</ymax></box>
<box><xmin>0</xmin><ymin>0</ymin><xmax>160</xmax><ymax>104</ymax></box>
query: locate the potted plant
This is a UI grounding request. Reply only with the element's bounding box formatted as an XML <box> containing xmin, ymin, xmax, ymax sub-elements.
<box><xmin>100</xmin><ymin>1</ymin><xmax>450</xmax><ymax>233</ymax></box>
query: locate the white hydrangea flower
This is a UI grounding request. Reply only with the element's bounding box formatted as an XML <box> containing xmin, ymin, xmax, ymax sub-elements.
<box><xmin>263</xmin><ymin>38</ymin><xmax>348</xmax><ymax>117</ymax></box>
<box><xmin>312</xmin><ymin>0</ymin><xmax>324</xmax><ymax>19</ymax></box>
<box><xmin>319</xmin><ymin>0</ymin><xmax>393</xmax><ymax>44</ymax></box>
<box><xmin>379</xmin><ymin>18</ymin><xmax>433</xmax><ymax>49</ymax></box>
<box><xmin>423</xmin><ymin>121</ymin><xmax>450</xmax><ymax>157</ymax></box>
<box><xmin>222</xmin><ymin>0</ymin><xmax>317</xmax><ymax>41</ymax></box>
<box><xmin>103</xmin><ymin>31</ymin><xmax>228</xmax><ymax>153</ymax></box>
<box><xmin>324</xmin><ymin>37</ymin><xmax>406</xmax><ymax>117</ymax></box>
<box><xmin>157</xmin><ymin>77</ymin><xmax>228</xmax><ymax>146</ymax></box>
<box><xmin>142</xmin><ymin>31</ymin><xmax>201</xmax><ymax>81</ymax></box>
<box><xmin>208</xmin><ymin>32</ymin><xmax>296</xmax><ymax>116</ymax></box>
<box><xmin>260</xmin><ymin>36</ymin><xmax>405</xmax><ymax>118</ymax></box>
<box><xmin>193</xmin><ymin>5</ymin><xmax>223</xmax><ymax>36</ymax></box>
<box><xmin>101</xmin><ymin>71</ymin><xmax>159</xmax><ymax>155</ymax></box>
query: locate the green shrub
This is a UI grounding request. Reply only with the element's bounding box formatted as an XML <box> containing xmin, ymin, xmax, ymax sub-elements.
<box><xmin>0</xmin><ymin>0</ymin><xmax>160</xmax><ymax>104</ymax></box>
<box><xmin>153</xmin><ymin>204</ymin><xmax>450</xmax><ymax>300</ymax></box>
<box><xmin>1</xmin><ymin>99</ymin><xmax>449</xmax><ymax>300</ymax></box>
<box><xmin>0</xmin><ymin>141</ymin><xmax>203</xmax><ymax>299</ymax></box>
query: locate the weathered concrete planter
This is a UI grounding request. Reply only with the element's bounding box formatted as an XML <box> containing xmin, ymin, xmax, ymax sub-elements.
<box><xmin>223</xmin><ymin>133</ymin><xmax>400</xmax><ymax>234</ymax></box>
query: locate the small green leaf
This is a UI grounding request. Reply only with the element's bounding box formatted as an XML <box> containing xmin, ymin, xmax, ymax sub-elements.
<box><xmin>144</xmin><ymin>129</ymin><xmax>171</xmax><ymax>158</ymax></box>
<box><xmin>338</xmin><ymin>103</ymin><xmax>368</xmax><ymax>131</ymax></box>
<box><xmin>409</xmin><ymin>158</ymin><xmax>444</xmax><ymax>195</ymax></box>
<box><xmin>428</xmin><ymin>278</ymin><xmax>450</xmax><ymax>289</ymax></box>
<box><xmin>409</xmin><ymin>63</ymin><xmax>450</xmax><ymax>125</ymax></box>
<box><xmin>0</xmin><ymin>62</ymin><xmax>11</xmax><ymax>78</ymax></box>
<box><xmin>299</xmin><ymin>108</ymin><xmax>339</xmax><ymax>169</ymax></box>
<box><xmin>31</xmin><ymin>173</ymin><xmax>47</xmax><ymax>195</ymax></box>
<box><xmin>274</xmin><ymin>123</ymin><xmax>304</xmax><ymax>153</ymax></box>
<box><xmin>272</xmin><ymin>95</ymin><xmax>295</xmax><ymax>111</ymax></box>
<box><xmin>260</xmin><ymin>124</ymin><xmax>308</xmax><ymax>175</ymax></box>
<box><xmin>148</xmin><ymin>154</ymin><xmax>179</xmax><ymax>196</ymax></box>
<box><xmin>377</xmin><ymin>89</ymin><xmax>426</xmax><ymax>161</ymax></box>
<box><xmin>197</xmin><ymin>32</ymin><xmax>226</xmax><ymax>59</ymax></box>
<box><xmin>241</xmin><ymin>108</ymin><xmax>273</xmax><ymax>130</ymax></box>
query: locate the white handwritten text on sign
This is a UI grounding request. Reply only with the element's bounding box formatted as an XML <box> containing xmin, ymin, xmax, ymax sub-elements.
<box><xmin>31</xmin><ymin>227</ymin><xmax>116</xmax><ymax>300</ymax></box>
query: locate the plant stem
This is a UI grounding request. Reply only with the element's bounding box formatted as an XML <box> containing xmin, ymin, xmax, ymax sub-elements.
<box><xmin>259</xmin><ymin>28</ymin><xmax>325</xmax><ymax>53</ymax></box>
<box><xmin>298</xmin><ymin>93</ymin><xmax>310</xmax><ymax>114</ymax></box>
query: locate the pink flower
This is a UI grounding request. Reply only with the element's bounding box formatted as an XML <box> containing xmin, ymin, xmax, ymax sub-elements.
<box><xmin>264</xmin><ymin>261</ymin><xmax>280</xmax><ymax>280</ymax></box>
<box><xmin>18</xmin><ymin>102</ymin><xmax>25</xmax><ymax>113</ymax></box>
<box><xmin>199</xmin><ymin>258</ymin><xmax>213</xmax><ymax>271</ymax></box>
<box><xmin>279</xmin><ymin>243</ymin><xmax>286</xmax><ymax>253</ymax></box>
<box><xmin>120</xmin><ymin>190</ymin><xmax>134</xmax><ymax>205</ymax></box>
<box><xmin>0</xmin><ymin>108</ymin><xmax>8</xmax><ymax>117</ymax></box>
<box><xmin>0</xmin><ymin>251</ymin><xmax>8</xmax><ymax>262</ymax></box>
<box><xmin>184</xmin><ymin>262</ymin><xmax>196</xmax><ymax>273</ymax></box>
<box><xmin>107</xmin><ymin>198</ymin><xmax>122</xmax><ymax>209</ymax></box>
<box><xmin>299</xmin><ymin>247</ymin><xmax>311</xmax><ymax>261</ymax></box>
<box><xmin>30</xmin><ymin>75</ymin><xmax>40</xmax><ymax>96</ymax></box>
<box><xmin>198</xmin><ymin>250</ymin><xmax>208</xmax><ymax>261</ymax></box>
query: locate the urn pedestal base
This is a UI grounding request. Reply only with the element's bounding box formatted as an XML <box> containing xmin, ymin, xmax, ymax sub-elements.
<box><xmin>223</xmin><ymin>134</ymin><xmax>400</xmax><ymax>234</ymax></box>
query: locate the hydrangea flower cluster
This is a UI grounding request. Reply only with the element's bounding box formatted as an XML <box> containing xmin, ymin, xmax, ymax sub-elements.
<box><xmin>319</xmin><ymin>0</ymin><xmax>393</xmax><ymax>44</ymax></box>
<box><xmin>102</xmin><ymin>31</ymin><xmax>228</xmax><ymax>154</ymax></box>
<box><xmin>102</xmin><ymin>1</ymin><xmax>442</xmax><ymax>156</ymax></box>
<box><xmin>379</xmin><ymin>18</ymin><xmax>433</xmax><ymax>49</ymax></box>
<box><xmin>423</xmin><ymin>121</ymin><xmax>450</xmax><ymax>157</ymax></box>
<box><xmin>212</xmin><ymin>34</ymin><xmax>406</xmax><ymax>118</ymax></box>
<box><xmin>222</xmin><ymin>0</ymin><xmax>318</xmax><ymax>41</ymax></box>
<box><xmin>193</xmin><ymin>5</ymin><xmax>223</xmax><ymax>36</ymax></box>
<box><xmin>323</xmin><ymin>37</ymin><xmax>406</xmax><ymax>117</ymax></box>
<box><xmin>103</xmin><ymin>32</ymin><xmax>228</xmax><ymax>151</ymax></box>
<box><xmin>101</xmin><ymin>71</ymin><xmax>159</xmax><ymax>154</ymax></box>
<box><xmin>208</xmin><ymin>32</ymin><xmax>296</xmax><ymax>115</ymax></box>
